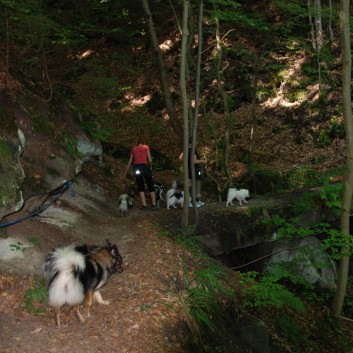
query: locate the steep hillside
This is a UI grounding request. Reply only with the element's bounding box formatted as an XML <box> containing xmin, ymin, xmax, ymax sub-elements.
<box><xmin>0</xmin><ymin>3</ymin><xmax>352</xmax><ymax>352</ymax></box>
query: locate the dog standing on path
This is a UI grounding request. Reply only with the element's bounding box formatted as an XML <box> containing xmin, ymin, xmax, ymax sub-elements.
<box><xmin>166</xmin><ymin>180</ymin><xmax>184</xmax><ymax>210</ymax></box>
<box><xmin>42</xmin><ymin>240</ymin><xmax>123</xmax><ymax>326</ymax></box>
<box><xmin>117</xmin><ymin>193</ymin><xmax>134</xmax><ymax>216</ymax></box>
<box><xmin>226</xmin><ymin>188</ymin><xmax>250</xmax><ymax>206</ymax></box>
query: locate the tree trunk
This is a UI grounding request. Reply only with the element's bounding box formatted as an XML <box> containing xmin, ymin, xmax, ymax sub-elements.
<box><xmin>5</xmin><ymin>7</ymin><xmax>10</xmax><ymax>83</ymax></box>
<box><xmin>308</xmin><ymin>0</ymin><xmax>317</xmax><ymax>50</ymax></box>
<box><xmin>189</xmin><ymin>0</ymin><xmax>204</xmax><ymax>227</ymax></box>
<box><xmin>214</xmin><ymin>11</ymin><xmax>231</xmax><ymax>186</ymax></box>
<box><xmin>141</xmin><ymin>0</ymin><xmax>183</xmax><ymax>139</ymax></box>
<box><xmin>328</xmin><ymin>0</ymin><xmax>334</xmax><ymax>42</ymax></box>
<box><xmin>314</xmin><ymin>0</ymin><xmax>323</xmax><ymax>51</ymax></box>
<box><xmin>180</xmin><ymin>0</ymin><xmax>190</xmax><ymax>229</ymax></box>
<box><xmin>331</xmin><ymin>0</ymin><xmax>352</xmax><ymax>317</ymax></box>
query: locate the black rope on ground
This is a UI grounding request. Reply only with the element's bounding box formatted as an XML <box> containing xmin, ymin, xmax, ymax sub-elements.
<box><xmin>0</xmin><ymin>180</ymin><xmax>75</xmax><ymax>228</ymax></box>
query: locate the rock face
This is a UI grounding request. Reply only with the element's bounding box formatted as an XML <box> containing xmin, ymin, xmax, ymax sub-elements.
<box><xmin>0</xmin><ymin>93</ymin><xmax>102</xmax><ymax>221</ymax></box>
<box><xmin>194</xmin><ymin>190</ymin><xmax>338</xmax><ymax>289</ymax></box>
<box><xmin>0</xmin><ymin>131</ymin><xmax>25</xmax><ymax>221</ymax></box>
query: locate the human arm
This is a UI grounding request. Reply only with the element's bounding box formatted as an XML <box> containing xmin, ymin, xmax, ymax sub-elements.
<box><xmin>123</xmin><ymin>154</ymin><xmax>134</xmax><ymax>177</ymax></box>
<box><xmin>147</xmin><ymin>148</ymin><xmax>152</xmax><ymax>166</ymax></box>
<box><xmin>193</xmin><ymin>154</ymin><xmax>206</xmax><ymax>164</ymax></box>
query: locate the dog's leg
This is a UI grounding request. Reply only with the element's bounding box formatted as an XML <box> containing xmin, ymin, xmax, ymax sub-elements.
<box><xmin>53</xmin><ymin>306</ymin><xmax>61</xmax><ymax>327</ymax></box>
<box><xmin>84</xmin><ymin>290</ymin><xmax>94</xmax><ymax>318</ymax></box>
<box><xmin>71</xmin><ymin>304</ymin><xmax>85</xmax><ymax>324</ymax></box>
<box><xmin>93</xmin><ymin>291</ymin><xmax>110</xmax><ymax>305</ymax></box>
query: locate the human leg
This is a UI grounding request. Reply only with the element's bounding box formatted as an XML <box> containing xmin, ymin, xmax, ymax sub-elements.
<box><xmin>195</xmin><ymin>180</ymin><xmax>202</xmax><ymax>200</ymax></box>
<box><xmin>195</xmin><ymin>180</ymin><xmax>204</xmax><ymax>206</ymax></box>
<box><xmin>134</xmin><ymin>174</ymin><xmax>147</xmax><ymax>207</ymax></box>
<box><xmin>139</xmin><ymin>191</ymin><xmax>147</xmax><ymax>208</ymax></box>
<box><xmin>145</xmin><ymin>173</ymin><xmax>158</xmax><ymax>207</ymax></box>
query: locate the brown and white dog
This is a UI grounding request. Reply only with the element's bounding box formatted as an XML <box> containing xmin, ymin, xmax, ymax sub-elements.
<box><xmin>41</xmin><ymin>240</ymin><xmax>123</xmax><ymax>326</ymax></box>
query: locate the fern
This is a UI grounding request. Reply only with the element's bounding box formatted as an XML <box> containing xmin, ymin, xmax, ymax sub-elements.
<box><xmin>319</xmin><ymin>181</ymin><xmax>344</xmax><ymax>216</ymax></box>
<box><xmin>240</xmin><ymin>270</ymin><xmax>306</xmax><ymax>313</ymax></box>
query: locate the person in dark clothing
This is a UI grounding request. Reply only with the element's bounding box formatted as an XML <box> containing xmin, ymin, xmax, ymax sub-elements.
<box><xmin>179</xmin><ymin>142</ymin><xmax>207</xmax><ymax>207</ymax></box>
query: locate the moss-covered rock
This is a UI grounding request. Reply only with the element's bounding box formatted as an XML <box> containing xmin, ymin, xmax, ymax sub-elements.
<box><xmin>0</xmin><ymin>131</ymin><xmax>25</xmax><ymax>221</ymax></box>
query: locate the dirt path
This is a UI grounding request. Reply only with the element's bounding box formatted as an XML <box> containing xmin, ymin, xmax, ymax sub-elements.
<box><xmin>0</xmin><ymin>177</ymin><xmax>190</xmax><ymax>353</ymax></box>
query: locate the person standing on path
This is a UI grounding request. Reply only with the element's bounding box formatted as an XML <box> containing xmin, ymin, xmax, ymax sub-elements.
<box><xmin>123</xmin><ymin>138</ymin><xmax>158</xmax><ymax>210</ymax></box>
<box><xmin>179</xmin><ymin>141</ymin><xmax>207</xmax><ymax>207</ymax></box>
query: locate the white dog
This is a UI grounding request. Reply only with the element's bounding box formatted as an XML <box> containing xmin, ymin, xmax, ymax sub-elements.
<box><xmin>117</xmin><ymin>193</ymin><xmax>134</xmax><ymax>216</ymax></box>
<box><xmin>166</xmin><ymin>181</ymin><xmax>184</xmax><ymax>210</ymax></box>
<box><xmin>226</xmin><ymin>188</ymin><xmax>250</xmax><ymax>206</ymax></box>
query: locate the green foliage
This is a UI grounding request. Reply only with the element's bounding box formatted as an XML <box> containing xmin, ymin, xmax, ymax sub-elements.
<box><xmin>275</xmin><ymin>315</ymin><xmax>308</xmax><ymax>351</ymax></box>
<box><xmin>175</xmin><ymin>231</ymin><xmax>208</xmax><ymax>262</ymax></box>
<box><xmin>287</xmin><ymin>166</ymin><xmax>320</xmax><ymax>189</ymax></box>
<box><xmin>183</xmin><ymin>261</ymin><xmax>234</xmax><ymax>333</ymax></box>
<box><xmin>321</xmin><ymin>228</ymin><xmax>353</xmax><ymax>260</ymax></box>
<box><xmin>10</xmin><ymin>241</ymin><xmax>25</xmax><ymax>252</ymax></box>
<box><xmin>290</xmin><ymin>192</ymin><xmax>318</xmax><ymax>214</ymax></box>
<box><xmin>239</xmin><ymin>270</ymin><xmax>306</xmax><ymax>313</ymax></box>
<box><xmin>319</xmin><ymin>181</ymin><xmax>343</xmax><ymax>216</ymax></box>
<box><xmin>83</xmin><ymin>118</ymin><xmax>112</xmax><ymax>143</ymax></box>
<box><xmin>27</xmin><ymin>236</ymin><xmax>41</xmax><ymax>249</ymax></box>
<box><xmin>175</xmin><ymin>233</ymin><xmax>239</xmax><ymax>351</ymax></box>
<box><xmin>209</xmin><ymin>0</ymin><xmax>270</xmax><ymax>32</ymax></box>
<box><xmin>23</xmin><ymin>279</ymin><xmax>47</xmax><ymax>314</ymax></box>
<box><xmin>60</xmin><ymin>130</ymin><xmax>83</xmax><ymax>158</ymax></box>
<box><xmin>69</xmin><ymin>104</ymin><xmax>114</xmax><ymax>142</ymax></box>
<box><xmin>315</xmin><ymin>117</ymin><xmax>346</xmax><ymax>147</ymax></box>
<box><xmin>262</xmin><ymin>213</ymin><xmax>333</xmax><ymax>240</ymax></box>
<box><xmin>0</xmin><ymin>138</ymin><xmax>11</xmax><ymax>158</ymax></box>
<box><xmin>265</xmin><ymin>260</ymin><xmax>314</xmax><ymax>290</ymax></box>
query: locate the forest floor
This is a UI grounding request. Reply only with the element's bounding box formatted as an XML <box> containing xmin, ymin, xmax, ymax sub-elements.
<box><xmin>1</xmin><ymin>175</ymin><xmax>353</xmax><ymax>353</ymax></box>
<box><xmin>0</xmin><ymin>176</ymin><xmax>196</xmax><ymax>353</ymax></box>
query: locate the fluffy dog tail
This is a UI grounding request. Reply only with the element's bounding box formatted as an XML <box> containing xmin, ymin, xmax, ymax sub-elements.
<box><xmin>42</xmin><ymin>245</ymin><xmax>86</xmax><ymax>307</ymax></box>
<box><xmin>171</xmin><ymin>180</ymin><xmax>183</xmax><ymax>190</ymax></box>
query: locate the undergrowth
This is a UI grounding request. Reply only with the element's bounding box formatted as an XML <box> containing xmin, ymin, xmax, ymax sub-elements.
<box><xmin>23</xmin><ymin>279</ymin><xmax>47</xmax><ymax>314</ymax></box>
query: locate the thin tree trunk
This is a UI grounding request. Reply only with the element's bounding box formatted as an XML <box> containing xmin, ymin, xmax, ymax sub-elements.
<box><xmin>314</xmin><ymin>0</ymin><xmax>323</xmax><ymax>51</ymax></box>
<box><xmin>308</xmin><ymin>0</ymin><xmax>317</xmax><ymax>50</ymax></box>
<box><xmin>141</xmin><ymin>0</ymin><xmax>183</xmax><ymax>139</ymax></box>
<box><xmin>328</xmin><ymin>0</ymin><xmax>334</xmax><ymax>42</ymax></box>
<box><xmin>248</xmin><ymin>70</ymin><xmax>258</xmax><ymax>165</ymax></box>
<box><xmin>5</xmin><ymin>7</ymin><xmax>10</xmax><ymax>83</ymax></box>
<box><xmin>42</xmin><ymin>38</ymin><xmax>53</xmax><ymax>103</ymax></box>
<box><xmin>214</xmin><ymin>12</ymin><xmax>231</xmax><ymax>186</ymax></box>
<box><xmin>180</xmin><ymin>0</ymin><xmax>190</xmax><ymax>229</ymax></box>
<box><xmin>189</xmin><ymin>0</ymin><xmax>204</xmax><ymax>227</ymax></box>
<box><xmin>332</xmin><ymin>0</ymin><xmax>352</xmax><ymax>317</ymax></box>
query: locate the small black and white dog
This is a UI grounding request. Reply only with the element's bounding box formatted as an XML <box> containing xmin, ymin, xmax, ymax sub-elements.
<box><xmin>117</xmin><ymin>192</ymin><xmax>134</xmax><ymax>217</ymax></box>
<box><xmin>154</xmin><ymin>183</ymin><xmax>164</xmax><ymax>206</ymax></box>
<box><xmin>166</xmin><ymin>180</ymin><xmax>184</xmax><ymax>210</ymax></box>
